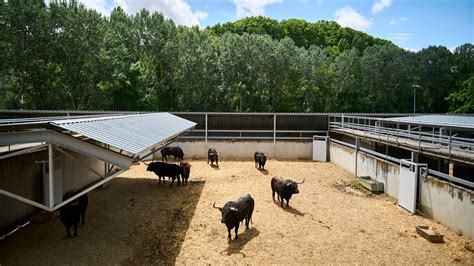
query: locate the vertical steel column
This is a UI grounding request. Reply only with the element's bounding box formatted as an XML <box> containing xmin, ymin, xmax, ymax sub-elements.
<box><xmin>205</xmin><ymin>113</ymin><xmax>208</xmax><ymax>150</ymax></box>
<box><xmin>48</xmin><ymin>143</ymin><xmax>54</xmax><ymax>210</ymax></box>
<box><xmin>418</xmin><ymin>123</ymin><xmax>421</xmax><ymax>151</ymax></box>
<box><xmin>448</xmin><ymin>127</ymin><xmax>452</xmax><ymax>161</ymax></box>
<box><xmin>355</xmin><ymin>138</ymin><xmax>360</xmax><ymax>176</ymax></box>
<box><xmin>432</xmin><ymin>127</ymin><xmax>435</xmax><ymax>144</ymax></box>
<box><xmin>273</xmin><ymin>114</ymin><xmax>277</xmax><ymax>158</ymax></box>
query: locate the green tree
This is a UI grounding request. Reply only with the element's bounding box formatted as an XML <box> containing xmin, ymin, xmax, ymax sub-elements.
<box><xmin>446</xmin><ymin>77</ymin><xmax>474</xmax><ymax>113</ymax></box>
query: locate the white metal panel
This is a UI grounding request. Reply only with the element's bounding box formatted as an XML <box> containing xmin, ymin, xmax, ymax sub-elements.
<box><xmin>398</xmin><ymin>159</ymin><xmax>424</xmax><ymax>213</ymax></box>
<box><xmin>312</xmin><ymin>136</ymin><xmax>328</xmax><ymax>161</ymax></box>
<box><xmin>399</xmin><ymin>165</ymin><xmax>417</xmax><ymax>213</ymax></box>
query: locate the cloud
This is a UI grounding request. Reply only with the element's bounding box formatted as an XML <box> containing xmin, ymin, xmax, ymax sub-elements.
<box><xmin>48</xmin><ymin>0</ymin><xmax>208</xmax><ymax>26</ymax></box>
<box><xmin>114</xmin><ymin>0</ymin><xmax>208</xmax><ymax>26</ymax></box>
<box><xmin>372</xmin><ymin>0</ymin><xmax>393</xmax><ymax>14</ymax></box>
<box><xmin>390</xmin><ymin>16</ymin><xmax>408</xmax><ymax>25</ymax></box>
<box><xmin>334</xmin><ymin>6</ymin><xmax>373</xmax><ymax>31</ymax></box>
<box><xmin>401</xmin><ymin>47</ymin><xmax>419</xmax><ymax>52</ymax></box>
<box><xmin>391</xmin><ymin>33</ymin><xmax>414</xmax><ymax>41</ymax></box>
<box><xmin>232</xmin><ymin>0</ymin><xmax>282</xmax><ymax>19</ymax></box>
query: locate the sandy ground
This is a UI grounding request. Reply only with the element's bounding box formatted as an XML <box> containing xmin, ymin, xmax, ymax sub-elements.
<box><xmin>0</xmin><ymin>160</ymin><xmax>473</xmax><ymax>265</ymax></box>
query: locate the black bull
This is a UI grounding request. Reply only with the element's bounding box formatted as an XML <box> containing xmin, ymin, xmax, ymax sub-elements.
<box><xmin>161</xmin><ymin>146</ymin><xmax>184</xmax><ymax>162</ymax></box>
<box><xmin>60</xmin><ymin>192</ymin><xmax>88</xmax><ymax>239</ymax></box>
<box><xmin>146</xmin><ymin>161</ymin><xmax>191</xmax><ymax>187</ymax></box>
<box><xmin>213</xmin><ymin>194</ymin><xmax>254</xmax><ymax>240</ymax></box>
<box><xmin>208</xmin><ymin>148</ymin><xmax>219</xmax><ymax>167</ymax></box>
<box><xmin>271</xmin><ymin>176</ymin><xmax>304</xmax><ymax>208</ymax></box>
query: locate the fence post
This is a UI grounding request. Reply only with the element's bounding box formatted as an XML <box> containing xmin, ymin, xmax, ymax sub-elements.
<box><xmin>273</xmin><ymin>114</ymin><xmax>277</xmax><ymax>158</ymax></box>
<box><xmin>205</xmin><ymin>113</ymin><xmax>208</xmax><ymax>150</ymax></box>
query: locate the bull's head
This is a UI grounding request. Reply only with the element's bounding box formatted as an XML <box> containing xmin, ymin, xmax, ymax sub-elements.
<box><xmin>213</xmin><ymin>202</ymin><xmax>239</xmax><ymax>224</ymax></box>
<box><xmin>146</xmin><ymin>162</ymin><xmax>159</xmax><ymax>172</ymax></box>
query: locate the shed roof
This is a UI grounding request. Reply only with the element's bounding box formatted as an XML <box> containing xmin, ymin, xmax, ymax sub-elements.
<box><xmin>384</xmin><ymin>115</ymin><xmax>474</xmax><ymax>129</ymax></box>
<box><xmin>50</xmin><ymin>113</ymin><xmax>196</xmax><ymax>155</ymax></box>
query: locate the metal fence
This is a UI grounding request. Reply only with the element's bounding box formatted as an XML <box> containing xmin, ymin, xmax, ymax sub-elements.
<box><xmin>329</xmin><ymin>115</ymin><xmax>474</xmax><ymax>159</ymax></box>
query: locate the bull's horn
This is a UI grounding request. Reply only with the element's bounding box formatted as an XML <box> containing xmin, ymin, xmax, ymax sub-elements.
<box><xmin>296</xmin><ymin>179</ymin><xmax>305</xmax><ymax>184</ymax></box>
<box><xmin>212</xmin><ymin>202</ymin><xmax>222</xmax><ymax>210</ymax></box>
<box><xmin>229</xmin><ymin>207</ymin><xmax>239</xmax><ymax>212</ymax></box>
<box><xmin>143</xmin><ymin>161</ymin><xmax>150</xmax><ymax>165</ymax></box>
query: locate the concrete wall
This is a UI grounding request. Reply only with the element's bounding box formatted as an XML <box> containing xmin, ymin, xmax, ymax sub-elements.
<box><xmin>158</xmin><ymin>139</ymin><xmax>313</xmax><ymax>160</ymax></box>
<box><xmin>356</xmin><ymin>152</ymin><xmax>400</xmax><ymax>199</ymax></box>
<box><xmin>329</xmin><ymin>142</ymin><xmax>356</xmax><ymax>173</ymax></box>
<box><xmin>419</xmin><ymin>176</ymin><xmax>474</xmax><ymax>238</ymax></box>
<box><xmin>329</xmin><ymin>141</ymin><xmax>474</xmax><ymax>239</ymax></box>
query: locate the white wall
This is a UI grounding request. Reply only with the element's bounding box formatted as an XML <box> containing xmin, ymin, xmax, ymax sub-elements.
<box><xmin>419</xmin><ymin>176</ymin><xmax>474</xmax><ymax>238</ymax></box>
<box><xmin>356</xmin><ymin>152</ymin><xmax>400</xmax><ymax>199</ymax></box>
<box><xmin>329</xmin><ymin>141</ymin><xmax>474</xmax><ymax>239</ymax></box>
<box><xmin>329</xmin><ymin>142</ymin><xmax>356</xmax><ymax>173</ymax></box>
<box><xmin>158</xmin><ymin>140</ymin><xmax>313</xmax><ymax>160</ymax></box>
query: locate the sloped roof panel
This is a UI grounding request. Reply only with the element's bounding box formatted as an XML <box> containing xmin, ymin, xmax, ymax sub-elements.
<box><xmin>384</xmin><ymin>115</ymin><xmax>474</xmax><ymax>129</ymax></box>
<box><xmin>51</xmin><ymin>113</ymin><xmax>196</xmax><ymax>155</ymax></box>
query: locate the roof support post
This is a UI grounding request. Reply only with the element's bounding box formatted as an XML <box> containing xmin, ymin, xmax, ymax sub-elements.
<box><xmin>48</xmin><ymin>143</ymin><xmax>54</xmax><ymax>209</ymax></box>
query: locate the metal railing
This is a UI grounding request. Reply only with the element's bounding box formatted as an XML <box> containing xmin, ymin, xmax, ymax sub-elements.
<box><xmin>329</xmin><ymin>115</ymin><xmax>474</xmax><ymax>156</ymax></box>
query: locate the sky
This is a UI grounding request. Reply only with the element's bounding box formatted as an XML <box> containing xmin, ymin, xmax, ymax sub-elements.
<box><xmin>74</xmin><ymin>0</ymin><xmax>473</xmax><ymax>51</ymax></box>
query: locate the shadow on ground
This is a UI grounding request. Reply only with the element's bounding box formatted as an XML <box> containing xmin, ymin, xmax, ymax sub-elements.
<box><xmin>258</xmin><ymin>169</ymin><xmax>269</xmax><ymax>175</ymax></box>
<box><xmin>272</xmin><ymin>200</ymin><xmax>304</xmax><ymax>216</ymax></box>
<box><xmin>0</xmin><ymin>177</ymin><xmax>206</xmax><ymax>265</ymax></box>
<box><xmin>224</xmin><ymin>227</ymin><xmax>260</xmax><ymax>257</ymax></box>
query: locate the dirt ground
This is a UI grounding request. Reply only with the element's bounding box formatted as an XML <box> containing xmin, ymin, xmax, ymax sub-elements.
<box><xmin>0</xmin><ymin>160</ymin><xmax>473</xmax><ymax>265</ymax></box>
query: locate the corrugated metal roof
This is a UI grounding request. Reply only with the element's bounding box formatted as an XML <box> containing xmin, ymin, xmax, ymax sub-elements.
<box><xmin>51</xmin><ymin>113</ymin><xmax>196</xmax><ymax>155</ymax></box>
<box><xmin>384</xmin><ymin>115</ymin><xmax>474</xmax><ymax>129</ymax></box>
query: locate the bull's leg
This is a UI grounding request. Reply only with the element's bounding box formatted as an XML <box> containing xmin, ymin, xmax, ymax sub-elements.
<box><xmin>169</xmin><ymin>177</ymin><xmax>175</xmax><ymax>187</ymax></box>
<box><xmin>158</xmin><ymin>175</ymin><xmax>162</xmax><ymax>184</ymax></box>
<box><xmin>234</xmin><ymin>224</ymin><xmax>239</xmax><ymax>240</ymax></box>
<box><xmin>280</xmin><ymin>197</ymin><xmax>284</xmax><ymax>207</ymax></box>
<box><xmin>216</xmin><ymin>158</ymin><xmax>219</xmax><ymax>167</ymax></box>
<box><xmin>81</xmin><ymin>212</ymin><xmax>86</xmax><ymax>226</ymax></box>
<box><xmin>66</xmin><ymin>226</ymin><xmax>72</xmax><ymax>239</ymax></box>
<box><xmin>176</xmin><ymin>175</ymin><xmax>180</xmax><ymax>186</ymax></box>
<box><xmin>227</xmin><ymin>228</ymin><xmax>232</xmax><ymax>240</ymax></box>
<box><xmin>245</xmin><ymin>217</ymin><xmax>250</xmax><ymax>229</ymax></box>
<box><xmin>73</xmin><ymin>222</ymin><xmax>78</xmax><ymax>237</ymax></box>
<box><xmin>272</xmin><ymin>189</ymin><xmax>275</xmax><ymax>200</ymax></box>
<box><xmin>286</xmin><ymin>199</ymin><xmax>290</xmax><ymax>208</ymax></box>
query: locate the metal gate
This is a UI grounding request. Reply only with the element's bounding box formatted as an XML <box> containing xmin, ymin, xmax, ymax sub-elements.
<box><xmin>399</xmin><ymin>159</ymin><xmax>427</xmax><ymax>213</ymax></box>
<box><xmin>312</xmin><ymin>136</ymin><xmax>329</xmax><ymax>161</ymax></box>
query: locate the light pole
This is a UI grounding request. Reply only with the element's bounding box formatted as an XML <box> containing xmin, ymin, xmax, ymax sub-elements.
<box><xmin>411</xmin><ymin>85</ymin><xmax>420</xmax><ymax>114</ymax></box>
